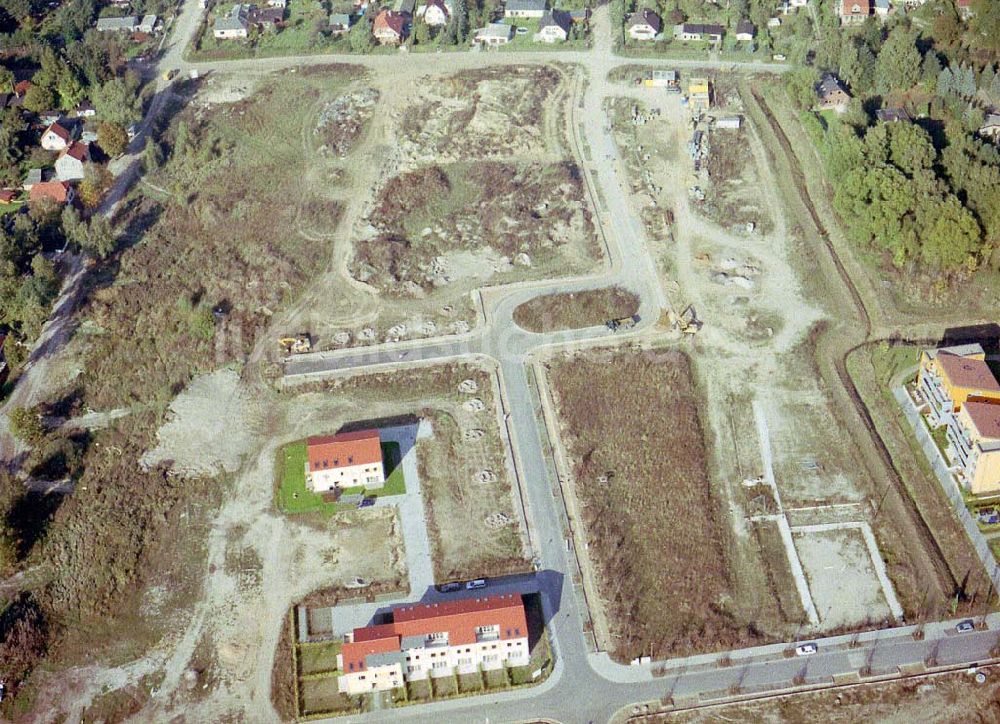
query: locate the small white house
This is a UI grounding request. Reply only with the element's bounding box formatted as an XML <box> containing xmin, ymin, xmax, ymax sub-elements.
<box><xmin>55</xmin><ymin>141</ymin><xmax>89</xmax><ymax>182</ymax></box>
<box><xmin>474</xmin><ymin>22</ymin><xmax>513</xmax><ymax>45</ymax></box>
<box><xmin>626</xmin><ymin>9</ymin><xmax>661</xmax><ymax>40</ymax></box>
<box><xmin>138</xmin><ymin>14</ymin><xmax>158</xmax><ymax>32</ymax></box>
<box><xmin>214</xmin><ymin>5</ymin><xmax>249</xmax><ymax>38</ymax></box>
<box><xmin>716</xmin><ymin>116</ymin><xmax>741</xmax><ymax>130</ymax></box>
<box><xmin>535</xmin><ymin>10</ymin><xmax>570</xmax><ymax>42</ymax></box>
<box><xmin>40</xmin><ymin>122</ymin><xmax>72</xmax><ymax>151</ymax></box>
<box><xmin>268</xmin><ymin>0</ymin><xmax>287</xmax><ymax>7</ymax></box>
<box><xmin>735</xmin><ymin>19</ymin><xmax>755</xmax><ymax>41</ymax></box>
<box><xmin>419</xmin><ymin>0</ymin><xmax>450</xmax><ymax>26</ymax></box>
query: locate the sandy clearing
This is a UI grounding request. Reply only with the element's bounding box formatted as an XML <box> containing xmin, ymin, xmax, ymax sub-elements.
<box><xmin>794</xmin><ymin>527</ymin><xmax>891</xmax><ymax>629</ymax></box>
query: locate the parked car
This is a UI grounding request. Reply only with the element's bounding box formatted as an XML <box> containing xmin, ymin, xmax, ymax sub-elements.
<box><xmin>795</xmin><ymin>643</ymin><xmax>818</xmax><ymax>656</ymax></box>
<box><xmin>357</xmin><ymin>497</ymin><xmax>376</xmax><ymax>509</ymax></box>
<box><xmin>956</xmin><ymin>620</ymin><xmax>975</xmax><ymax>633</ymax></box>
<box><xmin>466</xmin><ymin>578</ymin><xmax>487</xmax><ymax>590</ymax></box>
<box><xmin>436</xmin><ymin>581</ymin><xmax>462</xmax><ymax>593</ymax></box>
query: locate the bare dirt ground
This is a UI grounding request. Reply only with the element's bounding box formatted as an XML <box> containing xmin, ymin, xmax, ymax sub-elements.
<box><xmin>59</xmin><ymin>360</ymin><xmax>525</xmax><ymax>722</ymax></box>
<box><xmin>794</xmin><ymin>528</ymin><xmax>891</xmax><ymax>628</ymax></box>
<box><xmin>271</xmin><ymin>63</ymin><xmax>602</xmax><ymax>355</ymax></box>
<box><xmin>415</xmin><ymin>369</ymin><xmax>531</xmax><ymax>582</ymax></box>
<box><xmin>141</xmin><ymin>368</ymin><xmax>262</xmax><ymax>475</ymax></box>
<box><xmin>601</xmin><ymin>82</ymin><xmax>912</xmax><ymax>634</ymax></box>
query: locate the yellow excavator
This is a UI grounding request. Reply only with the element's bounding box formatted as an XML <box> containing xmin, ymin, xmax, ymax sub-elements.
<box><xmin>278</xmin><ymin>335</ymin><xmax>312</xmax><ymax>354</ymax></box>
<box><xmin>666</xmin><ymin>305</ymin><xmax>702</xmax><ymax>334</ymax></box>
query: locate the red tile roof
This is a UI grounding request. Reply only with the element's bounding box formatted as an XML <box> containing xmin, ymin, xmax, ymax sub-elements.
<box><xmin>340</xmin><ymin>634</ymin><xmax>401</xmax><ymax>674</ymax></box>
<box><xmin>373</xmin><ymin>9</ymin><xmax>406</xmax><ymax>36</ymax></box>
<box><xmin>0</xmin><ymin>190</ymin><xmax>17</xmax><ymax>203</ymax></box>
<box><xmin>29</xmin><ymin>181</ymin><xmax>71</xmax><ymax>204</ymax></box>
<box><xmin>842</xmin><ymin>0</ymin><xmax>870</xmax><ymax>16</ymax></box>
<box><xmin>14</xmin><ymin>80</ymin><xmax>31</xmax><ymax>96</ymax></box>
<box><xmin>44</xmin><ymin>122</ymin><xmax>71</xmax><ymax>142</ymax></box>
<box><xmin>936</xmin><ymin>352</ymin><xmax>1000</xmax><ymax>393</ymax></box>
<box><xmin>393</xmin><ymin>594</ymin><xmax>528</xmax><ymax>646</ymax></box>
<box><xmin>62</xmin><ymin>141</ymin><xmax>89</xmax><ymax>162</ymax></box>
<box><xmin>307</xmin><ymin>429</ymin><xmax>382</xmax><ymax>472</ymax></box>
<box><xmin>343</xmin><ymin>594</ymin><xmax>528</xmax><ymax>673</ymax></box>
<box><xmin>964</xmin><ymin>401</ymin><xmax>1000</xmax><ymax>441</ymax></box>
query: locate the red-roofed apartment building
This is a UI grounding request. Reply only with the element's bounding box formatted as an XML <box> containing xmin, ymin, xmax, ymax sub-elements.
<box><xmin>917</xmin><ymin>343</ymin><xmax>1000</xmax><ymax>495</ymax></box>
<box><xmin>839</xmin><ymin>0</ymin><xmax>870</xmax><ymax>24</ymax></box>
<box><xmin>305</xmin><ymin>429</ymin><xmax>384</xmax><ymax>492</ymax></box>
<box><xmin>337</xmin><ymin>594</ymin><xmax>530</xmax><ymax>695</ymax></box>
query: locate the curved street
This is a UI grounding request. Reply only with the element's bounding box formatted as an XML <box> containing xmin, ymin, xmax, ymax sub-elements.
<box><xmin>3</xmin><ymin>2</ymin><xmax>998</xmax><ymax>721</ymax></box>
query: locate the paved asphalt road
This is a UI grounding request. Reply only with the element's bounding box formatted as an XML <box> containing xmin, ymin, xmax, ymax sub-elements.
<box><xmin>2</xmin><ymin>4</ymin><xmax>994</xmax><ymax>723</ymax></box>
<box><xmin>263</xmin><ymin>8</ymin><xmax>1000</xmax><ymax>723</ymax></box>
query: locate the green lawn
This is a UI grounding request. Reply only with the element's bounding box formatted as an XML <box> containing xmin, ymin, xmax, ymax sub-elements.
<box><xmin>276</xmin><ymin>439</ymin><xmax>405</xmax><ymax>515</ymax></box>
<box><xmin>298</xmin><ymin>640</ymin><xmax>342</xmax><ymax>676</ymax></box>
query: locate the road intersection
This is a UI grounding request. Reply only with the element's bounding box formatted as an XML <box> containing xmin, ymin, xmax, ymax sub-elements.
<box><xmin>4</xmin><ymin>3</ymin><xmax>997</xmax><ymax>721</ymax></box>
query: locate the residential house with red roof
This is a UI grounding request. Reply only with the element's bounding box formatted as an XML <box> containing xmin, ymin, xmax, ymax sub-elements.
<box><xmin>306</xmin><ymin>429</ymin><xmax>385</xmax><ymax>492</ymax></box>
<box><xmin>29</xmin><ymin>180</ymin><xmax>74</xmax><ymax>205</ymax></box>
<box><xmin>373</xmin><ymin>9</ymin><xmax>408</xmax><ymax>44</ymax></box>
<box><xmin>55</xmin><ymin>141</ymin><xmax>90</xmax><ymax>181</ymax></box>
<box><xmin>839</xmin><ymin>0</ymin><xmax>870</xmax><ymax>24</ymax></box>
<box><xmin>337</xmin><ymin>594</ymin><xmax>530</xmax><ymax>694</ymax></box>
<box><xmin>41</xmin><ymin>122</ymin><xmax>74</xmax><ymax>152</ymax></box>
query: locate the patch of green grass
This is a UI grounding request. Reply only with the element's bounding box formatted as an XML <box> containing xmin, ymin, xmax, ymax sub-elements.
<box><xmin>298</xmin><ymin>640</ymin><xmax>342</xmax><ymax>676</ymax></box>
<box><xmin>276</xmin><ymin>440</ymin><xmax>405</xmax><ymax>516</ymax></box>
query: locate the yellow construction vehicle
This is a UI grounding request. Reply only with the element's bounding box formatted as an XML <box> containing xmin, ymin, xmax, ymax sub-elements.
<box><xmin>666</xmin><ymin>305</ymin><xmax>702</xmax><ymax>334</ymax></box>
<box><xmin>278</xmin><ymin>335</ymin><xmax>312</xmax><ymax>354</ymax></box>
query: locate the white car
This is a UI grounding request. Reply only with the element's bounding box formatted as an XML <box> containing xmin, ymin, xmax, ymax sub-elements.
<box><xmin>466</xmin><ymin>578</ymin><xmax>487</xmax><ymax>590</ymax></box>
<box><xmin>795</xmin><ymin>643</ymin><xmax>818</xmax><ymax>656</ymax></box>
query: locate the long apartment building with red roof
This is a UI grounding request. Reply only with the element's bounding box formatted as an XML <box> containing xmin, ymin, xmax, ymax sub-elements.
<box><xmin>336</xmin><ymin>594</ymin><xmax>530</xmax><ymax>694</ymax></box>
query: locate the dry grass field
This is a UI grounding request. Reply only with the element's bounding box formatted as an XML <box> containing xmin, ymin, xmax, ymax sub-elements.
<box><xmin>512</xmin><ymin>286</ymin><xmax>640</xmax><ymax>333</ymax></box>
<box><xmin>547</xmin><ymin>348</ymin><xmax>767</xmax><ymax>661</ymax></box>
<box><xmin>665</xmin><ymin>669</ymin><xmax>1000</xmax><ymax>724</ymax></box>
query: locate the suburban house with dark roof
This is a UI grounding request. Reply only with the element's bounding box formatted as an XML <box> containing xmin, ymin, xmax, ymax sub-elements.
<box><xmin>735</xmin><ymin>19</ymin><xmax>755</xmax><ymax>40</ymax></box>
<box><xmin>674</xmin><ymin>22</ymin><xmax>724</xmax><ymax>42</ymax></box>
<box><xmin>504</xmin><ymin>0</ymin><xmax>546</xmax><ymax>18</ymax></box>
<box><xmin>337</xmin><ymin>594</ymin><xmax>530</xmax><ymax>695</ymax></box>
<box><xmin>839</xmin><ymin>0</ymin><xmax>870</xmax><ymax>24</ymax></box>
<box><xmin>214</xmin><ymin>4</ymin><xmax>249</xmax><ymax>37</ymax></box>
<box><xmin>306</xmin><ymin>429</ymin><xmax>385</xmax><ymax>492</ymax></box>
<box><xmin>875</xmin><ymin>107</ymin><xmax>910</xmax><ymax>123</ymax></box>
<box><xmin>816</xmin><ymin>73</ymin><xmax>851</xmax><ymax>113</ymax></box>
<box><xmin>373</xmin><ymin>9</ymin><xmax>409</xmax><ymax>44</ymax></box>
<box><xmin>419</xmin><ymin>0</ymin><xmax>450</xmax><ymax>26</ymax></box>
<box><xmin>535</xmin><ymin>10</ymin><xmax>571</xmax><ymax>42</ymax></box>
<box><xmin>626</xmin><ymin>9</ymin><xmax>661</xmax><ymax>40</ymax></box>
<box><xmin>41</xmin><ymin>122</ymin><xmax>73</xmax><ymax>151</ymax></box>
<box><xmin>55</xmin><ymin>141</ymin><xmax>89</xmax><ymax>181</ymax></box>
